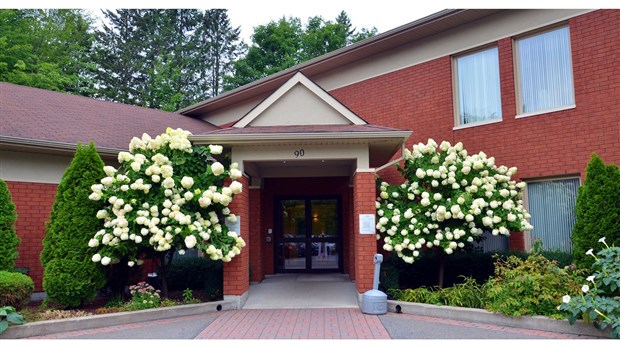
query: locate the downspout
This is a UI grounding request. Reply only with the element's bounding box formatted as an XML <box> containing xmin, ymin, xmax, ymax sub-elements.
<box><xmin>375</xmin><ymin>142</ymin><xmax>407</xmax><ymax>173</ymax></box>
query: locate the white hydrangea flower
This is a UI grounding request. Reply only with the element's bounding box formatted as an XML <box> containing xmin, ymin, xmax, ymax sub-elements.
<box><xmin>211</xmin><ymin>162</ymin><xmax>225</xmax><ymax>176</ymax></box>
<box><xmin>208</xmin><ymin>144</ymin><xmax>223</xmax><ymax>155</ymax></box>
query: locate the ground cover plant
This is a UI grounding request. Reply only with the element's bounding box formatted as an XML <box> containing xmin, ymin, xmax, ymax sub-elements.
<box><xmin>559</xmin><ymin>238</ymin><xmax>620</xmax><ymax>338</ymax></box>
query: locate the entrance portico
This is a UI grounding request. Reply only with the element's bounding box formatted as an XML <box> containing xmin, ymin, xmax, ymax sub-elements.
<box><xmin>189</xmin><ymin>72</ymin><xmax>411</xmax><ymax>305</ymax></box>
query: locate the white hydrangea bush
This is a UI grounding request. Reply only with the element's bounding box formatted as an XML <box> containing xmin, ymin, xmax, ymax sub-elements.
<box><xmin>376</xmin><ymin>139</ymin><xmax>533</xmax><ymax>264</ymax></box>
<box><xmin>88</xmin><ymin>128</ymin><xmax>246</xmax><ymax>268</ymax></box>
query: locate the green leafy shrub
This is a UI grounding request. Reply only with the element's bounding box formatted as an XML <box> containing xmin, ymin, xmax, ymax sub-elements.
<box><xmin>572</xmin><ymin>153</ymin><xmax>620</xmax><ymax>270</ymax></box>
<box><xmin>0</xmin><ymin>306</ymin><xmax>25</xmax><ymax>334</ymax></box>
<box><xmin>42</xmin><ymin>259</ymin><xmax>104</xmax><ymax>308</ymax></box>
<box><xmin>389</xmin><ymin>277</ymin><xmax>486</xmax><ymax>309</ymax></box>
<box><xmin>0</xmin><ymin>179</ymin><xmax>20</xmax><ymax>272</ymax></box>
<box><xmin>485</xmin><ymin>253</ymin><xmax>584</xmax><ymax>318</ymax></box>
<box><xmin>182</xmin><ymin>288</ymin><xmax>200</xmax><ymax>304</ymax></box>
<box><xmin>385</xmin><ymin>249</ymin><xmax>574</xmax><ymax>291</ymax></box>
<box><xmin>559</xmin><ymin>238</ymin><xmax>620</xmax><ymax>338</ymax></box>
<box><xmin>167</xmin><ymin>257</ymin><xmax>222</xmax><ymax>300</ymax></box>
<box><xmin>0</xmin><ymin>271</ymin><xmax>34</xmax><ymax>309</ymax></box>
<box><xmin>40</xmin><ymin>142</ymin><xmax>107</xmax><ymax>308</ymax></box>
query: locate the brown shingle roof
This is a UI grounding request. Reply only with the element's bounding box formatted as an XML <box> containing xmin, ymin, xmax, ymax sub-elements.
<box><xmin>0</xmin><ymin>82</ymin><xmax>219</xmax><ymax>151</ymax></box>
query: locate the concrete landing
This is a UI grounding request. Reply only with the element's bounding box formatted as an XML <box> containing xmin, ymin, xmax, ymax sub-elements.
<box><xmin>242</xmin><ymin>273</ymin><xmax>359</xmax><ymax>309</ymax></box>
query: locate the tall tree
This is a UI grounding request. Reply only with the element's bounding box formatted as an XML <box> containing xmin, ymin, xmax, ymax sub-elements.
<box><xmin>0</xmin><ymin>9</ymin><xmax>95</xmax><ymax>95</ymax></box>
<box><xmin>0</xmin><ymin>179</ymin><xmax>19</xmax><ymax>272</ymax></box>
<box><xmin>93</xmin><ymin>9</ymin><xmax>144</xmax><ymax>105</ymax></box>
<box><xmin>197</xmin><ymin>9</ymin><xmax>243</xmax><ymax>98</ymax></box>
<box><xmin>93</xmin><ymin>9</ymin><xmax>242</xmax><ymax>110</ymax></box>
<box><xmin>226</xmin><ymin>11</ymin><xmax>377</xmax><ymax>90</ymax></box>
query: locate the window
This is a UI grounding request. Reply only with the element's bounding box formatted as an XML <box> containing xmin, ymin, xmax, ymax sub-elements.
<box><xmin>516</xmin><ymin>26</ymin><xmax>575</xmax><ymax>115</ymax></box>
<box><xmin>454</xmin><ymin>46</ymin><xmax>502</xmax><ymax>126</ymax></box>
<box><xmin>527</xmin><ymin>178</ymin><xmax>579</xmax><ymax>252</ymax></box>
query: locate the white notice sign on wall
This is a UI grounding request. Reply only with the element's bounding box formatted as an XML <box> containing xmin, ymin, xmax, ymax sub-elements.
<box><xmin>359</xmin><ymin>214</ymin><xmax>376</xmax><ymax>234</ymax></box>
<box><xmin>225</xmin><ymin>217</ymin><xmax>241</xmax><ymax>236</ymax></box>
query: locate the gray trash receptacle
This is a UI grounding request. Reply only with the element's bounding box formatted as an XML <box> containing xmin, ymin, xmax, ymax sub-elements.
<box><xmin>361</xmin><ymin>254</ymin><xmax>387</xmax><ymax>315</ymax></box>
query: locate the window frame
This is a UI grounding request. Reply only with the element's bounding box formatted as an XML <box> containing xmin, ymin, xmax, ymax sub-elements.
<box><xmin>513</xmin><ymin>24</ymin><xmax>576</xmax><ymax>117</ymax></box>
<box><xmin>452</xmin><ymin>44</ymin><xmax>503</xmax><ymax>129</ymax></box>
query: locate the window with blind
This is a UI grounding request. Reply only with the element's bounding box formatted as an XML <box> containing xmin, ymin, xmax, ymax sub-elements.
<box><xmin>454</xmin><ymin>46</ymin><xmax>502</xmax><ymax>126</ymax></box>
<box><xmin>527</xmin><ymin>178</ymin><xmax>580</xmax><ymax>253</ymax></box>
<box><xmin>516</xmin><ymin>26</ymin><xmax>575</xmax><ymax>115</ymax></box>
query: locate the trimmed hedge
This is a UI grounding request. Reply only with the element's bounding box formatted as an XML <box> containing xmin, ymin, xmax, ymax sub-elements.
<box><xmin>42</xmin><ymin>259</ymin><xmax>104</xmax><ymax>308</ymax></box>
<box><xmin>0</xmin><ymin>271</ymin><xmax>34</xmax><ymax>309</ymax></box>
<box><xmin>0</xmin><ymin>179</ymin><xmax>19</xmax><ymax>272</ymax></box>
<box><xmin>167</xmin><ymin>257</ymin><xmax>223</xmax><ymax>300</ymax></box>
<box><xmin>572</xmin><ymin>153</ymin><xmax>620</xmax><ymax>270</ymax></box>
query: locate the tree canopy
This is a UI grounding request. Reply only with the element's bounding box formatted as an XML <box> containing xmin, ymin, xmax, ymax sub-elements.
<box><xmin>226</xmin><ymin>11</ymin><xmax>377</xmax><ymax>89</ymax></box>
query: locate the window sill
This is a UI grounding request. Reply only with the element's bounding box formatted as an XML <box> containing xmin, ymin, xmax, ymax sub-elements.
<box><xmin>453</xmin><ymin>118</ymin><xmax>502</xmax><ymax>131</ymax></box>
<box><xmin>516</xmin><ymin>104</ymin><xmax>576</xmax><ymax>119</ymax></box>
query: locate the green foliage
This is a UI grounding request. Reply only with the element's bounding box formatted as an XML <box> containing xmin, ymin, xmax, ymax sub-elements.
<box><xmin>0</xmin><ymin>9</ymin><xmax>96</xmax><ymax>95</ymax></box>
<box><xmin>0</xmin><ymin>179</ymin><xmax>19</xmax><ymax>271</ymax></box>
<box><xmin>0</xmin><ymin>271</ymin><xmax>34</xmax><ymax>309</ymax></box>
<box><xmin>572</xmin><ymin>154</ymin><xmax>620</xmax><ymax>270</ymax></box>
<box><xmin>94</xmin><ymin>9</ymin><xmax>242</xmax><ymax>109</ymax></box>
<box><xmin>167</xmin><ymin>257</ymin><xmax>223</xmax><ymax>300</ymax></box>
<box><xmin>182</xmin><ymin>288</ymin><xmax>200</xmax><ymax>304</ymax></box>
<box><xmin>0</xmin><ymin>306</ymin><xmax>25</xmax><ymax>335</ymax></box>
<box><xmin>485</xmin><ymin>254</ymin><xmax>584</xmax><ymax>318</ymax></box>
<box><xmin>389</xmin><ymin>277</ymin><xmax>487</xmax><ymax>309</ymax></box>
<box><xmin>226</xmin><ymin>11</ymin><xmax>377</xmax><ymax>89</ymax></box>
<box><xmin>127</xmin><ymin>281</ymin><xmax>161</xmax><ymax>310</ymax></box>
<box><xmin>42</xmin><ymin>259</ymin><xmax>104</xmax><ymax>309</ymax></box>
<box><xmin>41</xmin><ymin>142</ymin><xmax>107</xmax><ymax>308</ymax></box>
<box><xmin>559</xmin><ymin>239</ymin><xmax>620</xmax><ymax>338</ymax></box>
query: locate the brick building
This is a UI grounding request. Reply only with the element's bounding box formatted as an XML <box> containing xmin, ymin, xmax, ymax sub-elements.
<box><xmin>1</xmin><ymin>9</ymin><xmax>618</xmax><ymax>302</ymax></box>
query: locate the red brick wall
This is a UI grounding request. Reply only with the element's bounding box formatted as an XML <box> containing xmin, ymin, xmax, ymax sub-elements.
<box><xmin>331</xmin><ymin>10</ymin><xmax>620</xmax><ymax>251</ymax></box>
<box><xmin>223</xmin><ymin>176</ymin><xmax>250</xmax><ymax>296</ymax></box>
<box><xmin>261</xmin><ymin>177</ymin><xmax>351</xmax><ymax>275</ymax></box>
<box><xmin>5</xmin><ymin>181</ymin><xmax>57</xmax><ymax>292</ymax></box>
<box><xmin>352</xmin><ymin>172</ymin><xmax>378</xmax><ymax>292</ymax></box>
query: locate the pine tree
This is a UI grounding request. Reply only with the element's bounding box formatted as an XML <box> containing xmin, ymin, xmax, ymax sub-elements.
<box><xmin>197</xmin><ymin>9</ymin><xmax>243</xmax><ymax>98</ymax></box>
<box><xmin>0</xmin><ymin>179</ymin><xmax>19</xmax><ymax>272</ymax></box>
<box><xmin>41</xmin><ymin>142</ymin><xmax>107</xmax><ymax>308</ymax></box>
<box><xmin>572</xmin><ymin>153</ymin><xmax>620</xmax><ymax>269</ymax></box>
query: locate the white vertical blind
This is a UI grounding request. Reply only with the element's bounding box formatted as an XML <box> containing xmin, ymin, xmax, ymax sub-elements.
<box><xmin>517</xmin><ymin>26</ymin><xmax>575</xmax><ymax>113</ymax></box>
<box><xmin>456</xmin><ymin>47</ymin><xmax>502</xmax><ymax>125</ymax></box>
<box><xmin>528</xmin><ymin>178</ymin><xmax>579</xmax><ymax>253</ymax></box>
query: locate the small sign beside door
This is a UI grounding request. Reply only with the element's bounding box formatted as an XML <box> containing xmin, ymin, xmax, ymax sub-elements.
<box><xmin>359</xmin><ymin>214</ymin><xmax>376</xmax><ymax>234</ymax></box>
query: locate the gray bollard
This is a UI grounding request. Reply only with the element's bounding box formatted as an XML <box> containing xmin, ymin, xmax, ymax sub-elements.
<box><xmin>361</xmin><ymin>254</ymin><xmax>387</xmax><ymax>315</ymax></box>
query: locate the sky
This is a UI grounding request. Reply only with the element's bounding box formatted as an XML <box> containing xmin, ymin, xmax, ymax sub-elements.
<box><xmin>12</xmin><ymin>0</ymin><xmax>619</xmax><ymax>44</ymax></box>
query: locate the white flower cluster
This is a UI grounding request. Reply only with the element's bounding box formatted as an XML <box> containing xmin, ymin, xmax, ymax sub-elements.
<box><xmin>376</xmin><ymin>139</ymin><xmax>533</xmax><ymax>264</ymax></box>
<box><xmin>88</xmin><ymin>128</ymin><xmax>246</xmax><ymax>266</ymax></box>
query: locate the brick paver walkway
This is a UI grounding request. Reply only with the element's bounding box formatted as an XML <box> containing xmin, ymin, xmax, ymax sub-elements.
<box><xmin>195</xmin><ymin>309</ymin><xmax>390</xmax><ymax>339</ymax></box>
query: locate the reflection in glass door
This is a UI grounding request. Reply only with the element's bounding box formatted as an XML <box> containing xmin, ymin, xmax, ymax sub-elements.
<box><xmin>277</xmin><ymin>197</ymin><xmax>341</xmax><ymax>272</ymax></box>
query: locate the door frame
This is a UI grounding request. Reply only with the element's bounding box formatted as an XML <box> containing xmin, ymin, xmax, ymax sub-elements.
<box><xmin>273</xmin><ymin>195</ymin><xmax>343</xmax><ymax>273</ymax></box>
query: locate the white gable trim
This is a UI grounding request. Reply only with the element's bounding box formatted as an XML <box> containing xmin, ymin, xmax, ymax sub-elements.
<box><xmin>232</xmin><ymin>72</ymin><xmax>367</xmax><ymax>128</ymax></box>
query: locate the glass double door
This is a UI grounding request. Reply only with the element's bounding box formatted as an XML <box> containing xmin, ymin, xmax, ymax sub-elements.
<box><xmin>276</xmin><ymin>197</ymin><xmax>342</xmax><ymax>272</ymax></box>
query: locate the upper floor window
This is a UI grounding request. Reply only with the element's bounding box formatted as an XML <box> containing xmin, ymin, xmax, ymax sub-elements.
<box><xmin>515</xmin><ymin>26</ymin><xmax>575</xmax><ymax>115</ymax></box>
<box><xmin>454</xmin><ymin>46</ymin><xmax>502</xmax><ymax>126</ymax></box>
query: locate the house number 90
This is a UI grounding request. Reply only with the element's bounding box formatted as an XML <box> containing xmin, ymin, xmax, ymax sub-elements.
<box><xmin>294</xmin><ymin>149</ymin><xmax>305</xmax><ymax>158</ymax></box>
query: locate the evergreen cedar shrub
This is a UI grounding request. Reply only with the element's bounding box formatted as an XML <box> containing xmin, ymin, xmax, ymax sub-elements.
<box><xmin>0</xmin><ymin>271</ymin><xmax>34</xmax><ymax>309</ymax></box>
<box><xmin>167</xmin><ymin>257</ymin><xmax>223</xmax><ymax>300</ymax></box>
<box><xmin>0</xmin><ymin>179</ymin><xmax>20</xmax><ymax>272</ymax></box>
<box><xmin>40</xmin><ymin>142</ymin><xmax>107</xmax><ymax>308</ymax></box>
<box><xmin>572</xmin><ymin>153</ymin><xmax>620</xmax><ymax>270</ymax></box>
